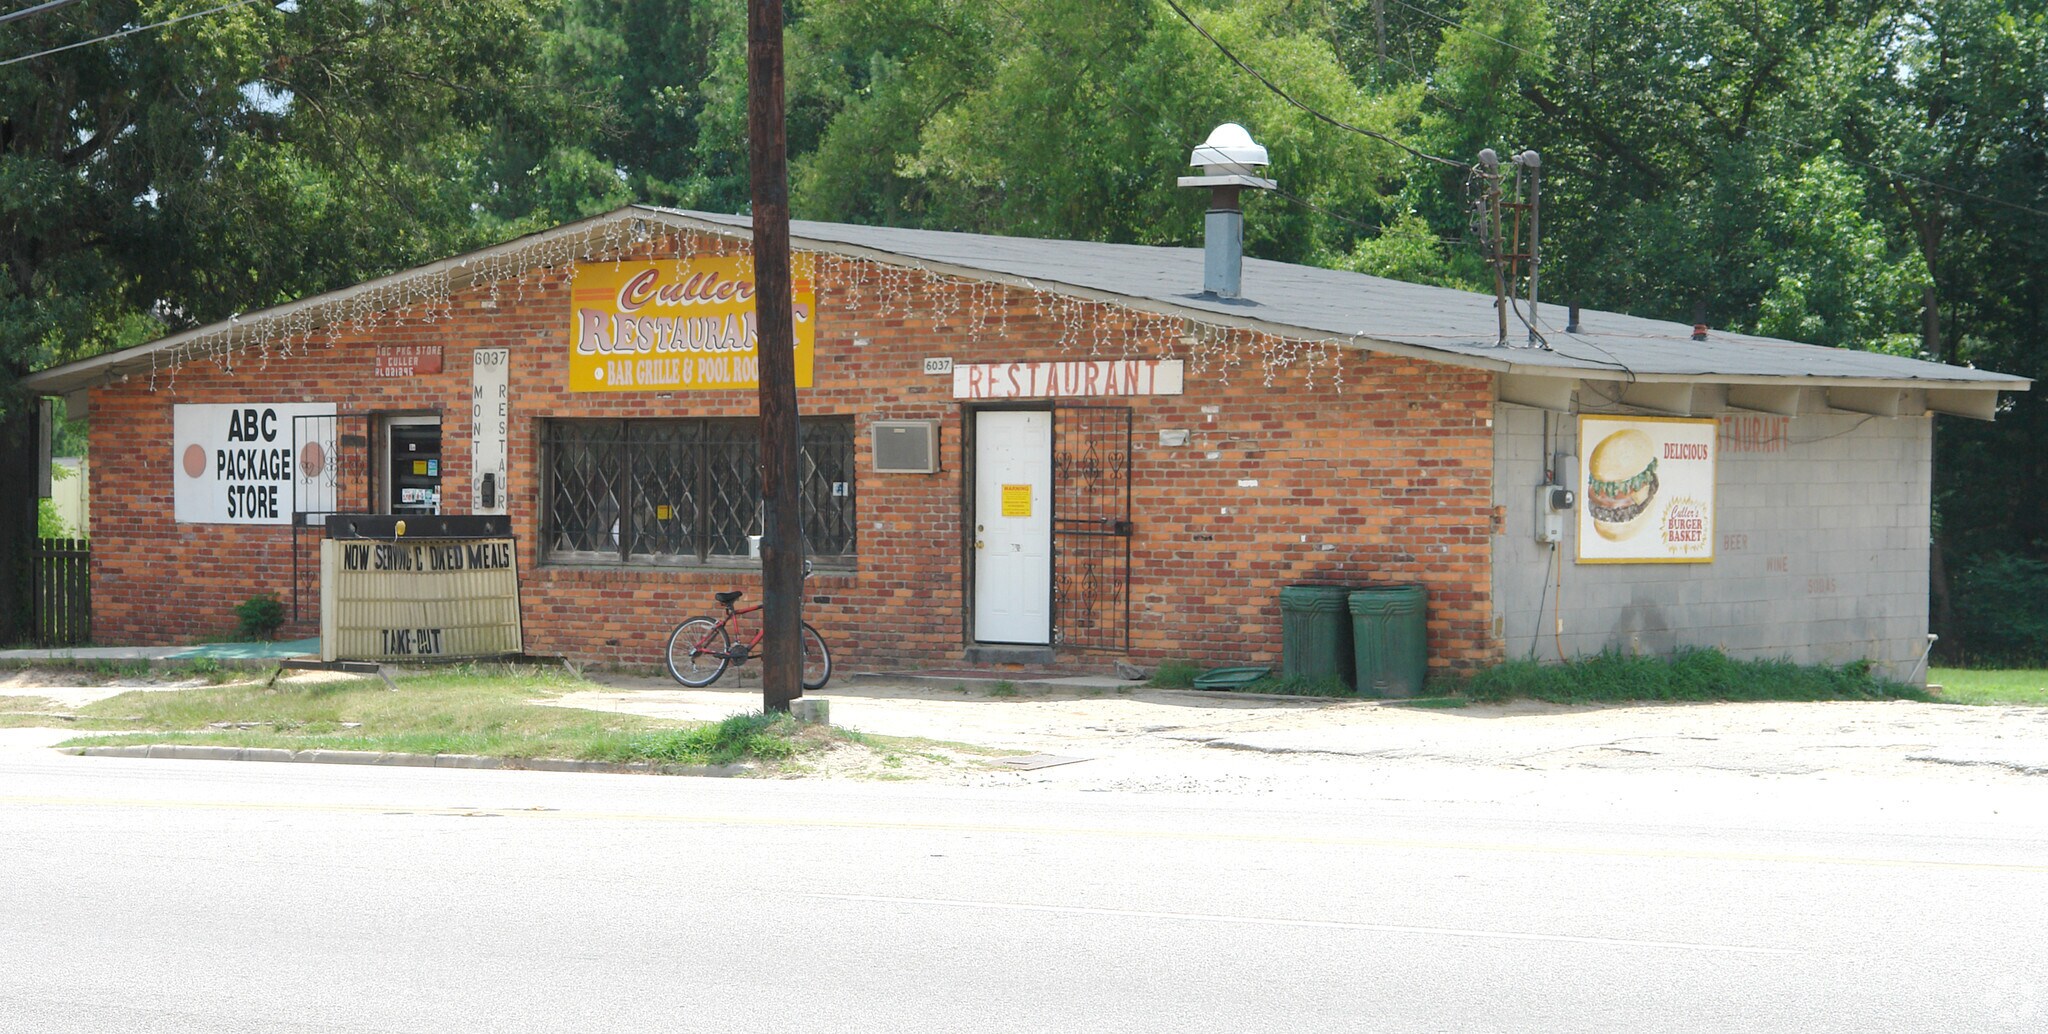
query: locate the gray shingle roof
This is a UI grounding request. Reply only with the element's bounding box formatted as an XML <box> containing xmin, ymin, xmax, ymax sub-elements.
<box><xmin>668</xmin><ymin>207</ymin><xmax>2024</xmax><ymax>389</ymax></box>
<box><xmin>23</xmin><ymin>204</ymin><xmax>2028</xmax><ymax>395</ymax></box>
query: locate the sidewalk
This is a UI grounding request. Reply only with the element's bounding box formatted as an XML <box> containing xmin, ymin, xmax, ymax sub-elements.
<box><xmin>563</xmin><ymin>670</ymin><xmax>2048</xmax><ymax>790</ymax></box>
<box><xmin>0</xmin><ymin>638</ymin><xmax>319</xmax><ymax>663</ymax></box>
<box><xmin>8</xmin><ymin>647</ymin><xmax>2046</xmax><ymax>804</ymax></box>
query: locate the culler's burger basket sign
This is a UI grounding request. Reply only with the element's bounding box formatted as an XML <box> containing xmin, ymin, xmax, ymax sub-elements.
<box><xmin>1577</xmin><ymin>415</ymin><xmax>1717</xmax><ymax>564</ymax></box>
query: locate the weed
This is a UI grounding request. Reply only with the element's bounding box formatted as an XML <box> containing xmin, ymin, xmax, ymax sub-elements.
<box><xmin>173</xmin><ymin>657</ymin><xmax>229</xmax><ymax>682</ymax></box>
<box><xmin>1147</xmin><ymin>659</ymin><xmax>1202</xmax><ymax>689</ymax></box>
<box><xmin>1243</xmin><ymin>675</ymin><xmax>1356</xmax><ymax>697</ymax></box>
<box><xmin>1451</xmin><ymin>648</ymin><xmax>1930</xmax><ymax>705</ymax></box>
<box><xmin>988</xmin><ymin>680</ymin><xmax>1018</xmax><ymax>698</ymax></box>
<box><xmin>581</xmin><ymin>711</ymin><xmax>815</xmax><ymax>766</ymax></box>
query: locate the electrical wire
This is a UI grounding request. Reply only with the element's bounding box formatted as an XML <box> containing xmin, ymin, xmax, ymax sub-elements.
<box><xmin>0</xmin><ymin>0</ymin><xmax>83</xmax><ymax>28</ymax></box>
<box><xmin>1528</xmin><ymin>541</ymin><xmax>1554</xmax><ymax>660</ymax></box>
<box><xmin>1392</xmin><ymin>0</ymin><xmax>2047</xmax><ymax>223</ymax></box>
<box><xmin>1553</xmin><ymin>538</ymin><xmax>1566</xmax><ymax>662</ymax></box>
<box><xmin>0</xmin><ymin>0</ymin><xmax>263</xmax><ymax>67</ymax></box>
<box><xmin>1159</xmin><ymin>0</ymin><xmax>1470</xmax><ymax>170</ymax></box>
<box><xmin>1385</xmin><ymin>0</ymin><xmax>1543</xmax><ymax>60</ymax></box>
<box><xmin>1746</xmin><ymin>127</ymin><xmax>2048</xmax><ymax>221</ymax></box>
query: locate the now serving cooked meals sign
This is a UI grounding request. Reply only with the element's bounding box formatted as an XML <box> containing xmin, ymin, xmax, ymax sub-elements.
<box><xmin>1577</xmin><ymin>415</ymin><xmax>1717</xmax><ymax>564</ymax></box>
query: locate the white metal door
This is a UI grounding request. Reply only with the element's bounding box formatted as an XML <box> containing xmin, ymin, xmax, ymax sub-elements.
<box><xmin>974</xmin><ymin>410</ymin><xmax>1052</xmax><ymax>643</ymax></box>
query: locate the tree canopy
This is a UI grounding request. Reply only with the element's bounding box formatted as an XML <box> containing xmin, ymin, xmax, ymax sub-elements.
<box><xmin>2</xmin><ymin>0</ymin><xmax>2043</xmax><ymax>657</ymax></box>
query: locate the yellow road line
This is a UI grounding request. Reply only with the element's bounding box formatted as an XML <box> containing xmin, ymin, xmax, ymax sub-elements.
<box><xmin>802</xmin><ymin>893</ymin><xmax>1802</xmax><ymax>954</ymax></box>
<box><xmin>5</xmin><ymin>794</ymin><xmax>2046</xmax><ymax>874</ymax></box>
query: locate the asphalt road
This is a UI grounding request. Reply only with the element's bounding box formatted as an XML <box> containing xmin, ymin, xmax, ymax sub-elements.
<box><xmin>3</xmin><ymin>745</ymin><xmax>2045</xmax><ymax>1033</ymax></box>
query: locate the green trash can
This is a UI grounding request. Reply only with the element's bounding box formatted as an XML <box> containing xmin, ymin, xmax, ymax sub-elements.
<box><xmin>1349</xmin><ymin>585</ymin><xmax>1428</xmax><ymax>698</ymax></box>
<box><xmin>1280</xmin><ymin>584</ymin><xmax>1356</xmax><ymax>690</ymax></box>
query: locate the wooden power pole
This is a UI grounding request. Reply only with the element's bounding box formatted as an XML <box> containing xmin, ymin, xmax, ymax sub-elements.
<box><xmin>748</xmin><ymin>0</ymin><xmax>802</xmax><ymax>713</ymax></box>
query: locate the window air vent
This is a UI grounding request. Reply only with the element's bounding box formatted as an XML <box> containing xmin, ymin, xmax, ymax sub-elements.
<box><xmin>871</xmin><ymin>420</ymin><xmax>940</xmax><ymax>474</ymax></box>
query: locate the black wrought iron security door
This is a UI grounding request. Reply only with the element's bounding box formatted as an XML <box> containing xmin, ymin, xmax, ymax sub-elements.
<box><xmin>1051</xmin><ymin>404</ymin><xmax>1132</xmax><ymax>651</ymax></box>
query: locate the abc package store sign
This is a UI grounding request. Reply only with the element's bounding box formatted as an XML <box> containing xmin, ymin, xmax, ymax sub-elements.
<box><xmin>1577</xmin><ymin>415</ymin><xmax>1717</xmax><ymax>564</ymax></box>
<box><xmin>174</xmin><ymin>404</ymin><xmax>336</xmax><ymax>524</ymax></box>
<box><xmin>568</xmin><ymin>256</ymin><xmax>814</xmax><ymax>392</ymax></box>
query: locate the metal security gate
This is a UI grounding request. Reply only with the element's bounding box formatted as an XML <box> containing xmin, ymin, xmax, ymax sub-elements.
<box><xmin>1051</xmin><ymin>404</ymin><xmax>1132</xmax><ymax>651</ymax></box>
<box><xmin>31</xmin><ymin>537</ymin><xmax>90</xmax><ymax>646</ymax></box>
<box><xmin>292</xmin><ymin>413</ymin><xmax>372</xmax><ymax>621</ymax></box>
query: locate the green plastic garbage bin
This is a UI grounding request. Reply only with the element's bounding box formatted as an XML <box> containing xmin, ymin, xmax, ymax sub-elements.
<box><xmin>1280</xmin><ymin>584</ymin><xmax>1355</xmax><ymax>690</ymax></box>
<box><xmin>1349</xmin><ymin>585</ymin><xmax>1428</xmax><ymax>698</ymax></box>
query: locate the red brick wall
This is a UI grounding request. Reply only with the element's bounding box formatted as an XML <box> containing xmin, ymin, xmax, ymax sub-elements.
<box><xmin>87</xmin><ymin>231</ymin><xmax>1497</xmax><ymax>671</ymax></box>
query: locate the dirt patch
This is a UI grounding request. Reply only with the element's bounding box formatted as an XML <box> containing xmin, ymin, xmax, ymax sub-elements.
<box><xmin>557</xmin><ymin>674</ymin><xmax>2048</xmax><ymax>792</ymax></box>
<box><xmin>0</xmin><ymin>666</ymin><xmax>255</xmax><ymax>708</ymax></box>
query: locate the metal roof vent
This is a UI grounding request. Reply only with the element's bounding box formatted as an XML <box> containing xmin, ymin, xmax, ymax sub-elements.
<box><xmin>1178</xmin><ymin>123</ymin><xmax>1275</xmax><ymax>299</ymax></box>
<box><xmin>1189</xmin><ymin>123</ymin><xmax>1270</xmax><ymax>176</ymax></box>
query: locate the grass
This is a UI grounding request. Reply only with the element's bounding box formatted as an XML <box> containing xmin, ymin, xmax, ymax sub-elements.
<box><xmin>50</xmin><ymin>665</ymin><xmax>851</xmax><ymax>769</ymax></box>
<box><xmin>1241</xmin><ymin>674</ymin><xmax>1355</xmax><ymax>697</ymax></box>
<box><xmin>0</xmin><ymin>694</ymin><xmax>68</xmax><ymax>727</ymax></box>
<box><xmin>1138</xmin><ymin>649</ymin><xmax>1940</xmax><ymax>705</ymax></box>
<box><xmin>1929</xmin><ymin>668</ymin><xmax>2048</xmax><ymax>706</ymax></box>
<box><xmin>1146</xmin><ymin>659</ymin><xmax>1202</xmax><ymax>689</ymax></box>
<box><xmin>1454</xmin><ymin>649</ymin><xmax>1930</xmax><ymax>705</ymax></box>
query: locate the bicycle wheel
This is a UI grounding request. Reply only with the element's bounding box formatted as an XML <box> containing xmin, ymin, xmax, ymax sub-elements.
<box><xmin>666</xmin><ymin>617</ymin><xmax>731</xmax><ymax>687</ymax></box>
<box><xmin>800</xmin><ymin>621</ymin><xmax>832</xmax><ymax>691</ymax></box>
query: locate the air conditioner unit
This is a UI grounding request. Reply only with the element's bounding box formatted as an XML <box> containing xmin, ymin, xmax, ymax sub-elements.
<box><xmin>872</xmin><ymin>419</ymin><xmax>940</xmax><ymax>474</ymax></box>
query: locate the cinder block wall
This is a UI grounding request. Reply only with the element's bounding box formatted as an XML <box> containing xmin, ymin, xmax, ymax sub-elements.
<box><xmin>1492</xmin><ymin>403</ymin><xmax>1934</xmax><ymax>679</ymax></box>
<box><xmin>87</xmin><ymin>230</ymin><xmax>1498</xmax><ymax>671</ymax></box>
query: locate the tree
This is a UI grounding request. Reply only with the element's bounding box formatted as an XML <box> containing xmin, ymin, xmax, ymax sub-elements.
<box><xmin>0</xmin><ymin>0</ymin><xmax>604</xmax><ymax>640</ymax></box>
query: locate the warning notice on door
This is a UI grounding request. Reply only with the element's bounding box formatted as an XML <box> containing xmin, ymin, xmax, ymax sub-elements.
<box><xmin>1001</xmin><ymin>484</ymin><xmax>1033</xmax><ymax>517</ymax></box>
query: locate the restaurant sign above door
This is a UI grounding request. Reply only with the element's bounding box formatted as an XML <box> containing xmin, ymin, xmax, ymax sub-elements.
<box><xmin>952</xmin><ymin>359</ymin><xmax>1184</xmax><ymax>400</ymax></box>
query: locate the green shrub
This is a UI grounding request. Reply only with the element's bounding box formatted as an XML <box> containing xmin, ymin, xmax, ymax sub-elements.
<box><xmin>233</xmin><ymin>593</ymin><xmax>286</xmax><ymax>640</ymax></box>
<box><xmin>1948</xmin><ymin>552</ymin><xmax>2048</xmax><ymax>666</ymax></box>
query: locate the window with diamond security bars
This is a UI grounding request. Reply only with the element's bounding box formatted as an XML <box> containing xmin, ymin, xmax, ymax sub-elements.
<box><xmin>542</xmin><ymin>418</ymin><xmax>856</xmax><ymax>566</ymax></box>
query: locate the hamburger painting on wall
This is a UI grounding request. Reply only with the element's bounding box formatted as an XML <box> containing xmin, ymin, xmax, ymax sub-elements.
<box><xmin>1577</xmin><ymin>415</ymin><xmax>1717</xmax><ymax>564</ymax></box>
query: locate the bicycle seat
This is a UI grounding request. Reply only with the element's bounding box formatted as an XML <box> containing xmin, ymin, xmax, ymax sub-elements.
<box><xmin>715</xmin><ymin>590</ymin><xmax>744</xmax><ymax>608</ymax></box>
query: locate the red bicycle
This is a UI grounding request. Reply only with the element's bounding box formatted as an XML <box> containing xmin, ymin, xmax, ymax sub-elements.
<box><xmin>665</xmin><ymin>567</ymin><xmax>832</xmax><ymax>690</ymax></box>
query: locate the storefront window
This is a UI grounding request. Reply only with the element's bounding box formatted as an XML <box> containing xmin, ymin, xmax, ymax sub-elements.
<box><xmin>541</xmin><ymin>418</ymin><xmax>856</xmax><ymax>565</ymax></box>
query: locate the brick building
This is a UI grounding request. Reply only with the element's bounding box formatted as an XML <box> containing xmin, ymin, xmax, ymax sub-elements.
<box><xmin>23</xmin><ymin>206</ymin><xmax>2028</xmax><ymax>681</ymax></box>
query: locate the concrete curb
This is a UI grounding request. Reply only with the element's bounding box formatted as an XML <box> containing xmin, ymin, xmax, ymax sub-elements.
<box><xmin>56</xmin><ymin>744</ymin><xmax>749</xmax><ymax>778</ymax></box>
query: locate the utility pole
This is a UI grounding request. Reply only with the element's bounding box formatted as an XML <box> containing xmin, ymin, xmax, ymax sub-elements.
<box><xmin>748</xmin><ymin>0</ymin><xmax>801</xmax><ymax>713</ymax></box>
<box><xmin>1373</xmin><ymin>0</ymin><xmax>1386</xmax><ymax>71</ymax></box>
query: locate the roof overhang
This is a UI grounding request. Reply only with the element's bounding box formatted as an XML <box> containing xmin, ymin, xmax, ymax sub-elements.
<box><xmin>23</xmin><ymin>205</ymin><xmax>2034</xmax><ymax>420</ymax></box>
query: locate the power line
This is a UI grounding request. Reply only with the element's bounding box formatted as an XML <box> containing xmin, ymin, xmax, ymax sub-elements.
<box><xmin>1393</xmin><ymin>0</ymin><xmax>2048</xmax><ymax>221</ymax></box>
<box><xmin>0</xmin><ymin>0</ymin><xmax>84</xmax><ymax>28</ymax></box>
<box><xmin>1384</xmin><ymin>0</ymin><xmax>1541</xmax><ymax>60</ymax></box>
<box><xmin>1159</xmin><ymin>0</ymin><xmax>1469</xmax><ymax>170</ymax></box>
<box><xmin>0</xmin><ymin>0</ymin><xmax>263</xmax><ymax>67</ymax></box>
<box><xmin>1747</xmin><ymin>127</ymin><xmax>2048</xmax><ymax>221</ymax></box>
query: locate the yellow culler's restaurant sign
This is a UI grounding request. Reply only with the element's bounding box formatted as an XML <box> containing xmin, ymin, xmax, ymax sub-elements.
<box><xmin>1577</xmin><ymin>414</ymin><xmax>1717</xmax><ymax>564</ymax></box>
<box><xmin>569</xmin><ymin>256</ymin><xmax>815</xmax><ymax>391</ymax></box>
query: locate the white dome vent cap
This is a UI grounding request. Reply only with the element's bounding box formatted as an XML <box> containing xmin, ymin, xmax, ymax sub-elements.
<box><xmin>1189</xmin><ymin>122</ymin><xmax>1270</xmax><ymax>172</ymax></box>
